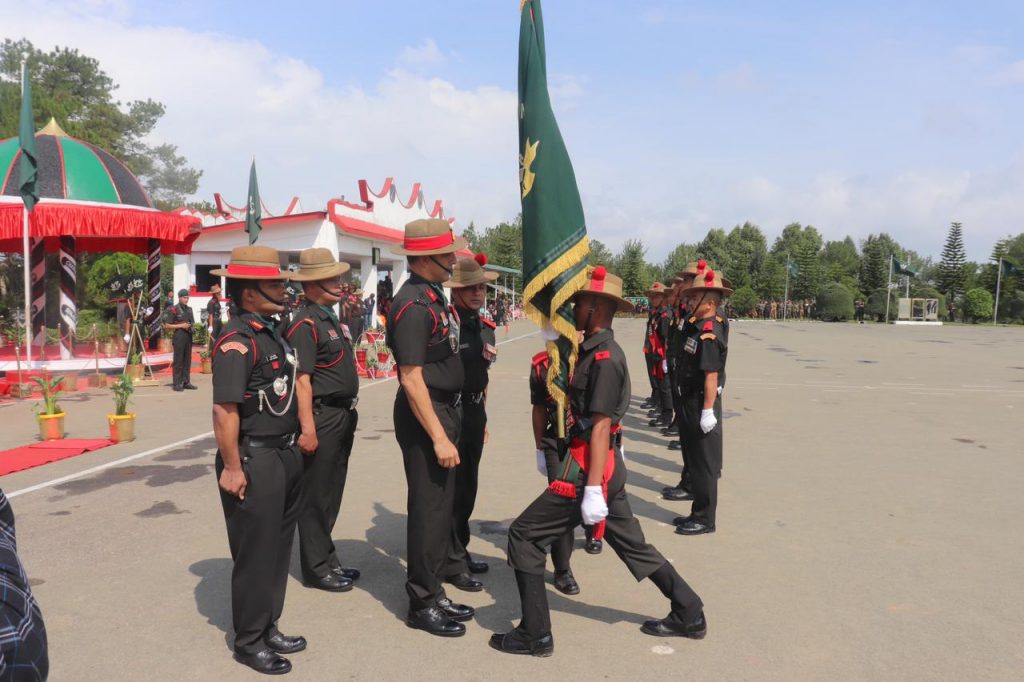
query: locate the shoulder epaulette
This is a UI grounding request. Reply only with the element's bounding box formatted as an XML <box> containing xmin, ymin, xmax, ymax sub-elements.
<box><xmin>594</xmin><ymin>350</ymin><xmax>611</xmax><ymax>361</ymax></box>
<box><xmin>481</xmin><ymin>317</ymin><xmax>496</xmax><ymax>329</ymax></box>
<box><xmin>424</xmin><ymin>288</ymin><xmax>438</xmax><ymax>302</ymax></box>
<box><xmin>531</xmin><ymin>351</ymin><xmax>549</xmax><ymax>366</ymax></box>
<box><xmin>247</xmin><ymin>318</ymin><xmax>264</xmax><ymax>331</ymax></box>
<box><xmin>703</xmin><ymin>320</ymin><xmax>714</xmax><ymax>332</ymax></box>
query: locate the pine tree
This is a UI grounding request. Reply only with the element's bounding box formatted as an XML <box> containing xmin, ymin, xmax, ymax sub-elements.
<box><xmin>617</xmin><ymin>239</ymin><xmax>648</xmax><ymax>297</ymax></box>
<box><xmin>859</xmin><ymin>236</ymin><xmax>887</xmax><ymax>292</ymax></box>
<box><xmin>937</xmin><ymin>222</ymin><xmax>967</xmax><ymax>298</ymax></box>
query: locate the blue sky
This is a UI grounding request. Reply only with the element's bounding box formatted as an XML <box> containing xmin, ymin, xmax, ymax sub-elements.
<box><xmin>5</xmin><ymin>0</ymin><xmax>1024</xmax><ymax>261</ymax></box>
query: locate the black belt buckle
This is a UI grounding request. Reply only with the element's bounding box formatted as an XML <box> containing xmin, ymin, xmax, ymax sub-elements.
<box><xmin>243</xmin><ymin>433</ymin><xmax>295</xmax><ymax>449</ymax></box>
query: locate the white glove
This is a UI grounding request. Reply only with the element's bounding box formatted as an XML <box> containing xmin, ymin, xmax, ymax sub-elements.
<box><xmin>581</xmin><ymin>486</ymin><xmax>608</xmax><ymax>525</ymax></box>
<box><xmin>700</xmin><ymin>408</ymin><xmax>717</xmax><ymax>434</ymax></box>
<box><xmin>661</xmin><ymin>359</ymin><xmax>668</xmax><ymax>373</ymax></box>
<box><xmin>535</xmin><ymin>449</ymin><xmax>547</xmax><ymax>477</ymax></box>
<box><xmin>717</xmin><ymin>385</ymin><xmax>723</xmax><ymax>396</ymax></box>
<box><xmin>123</xmin><ymin>334</ymin><xmax>130</xmax><ymax>343</ymax></box>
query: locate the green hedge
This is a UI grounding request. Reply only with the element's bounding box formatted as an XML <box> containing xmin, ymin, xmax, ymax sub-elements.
<box><xmin>816</xmin><ymin>283</ymin><xmax>854</xmax><ymax>321</ymax></box>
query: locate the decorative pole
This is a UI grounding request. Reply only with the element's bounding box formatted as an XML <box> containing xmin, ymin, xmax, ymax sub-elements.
<box><xmin>58</xmin><ymin>235</ymin><xmax>76</xmax><ymax>359</ymax></box>
<box><xmin>146</xmin><ymin>239</ymin><xmax>162</xmax><ymax>349</ymax></box>
<box><xmin>29</xmin><ymin>237</ymin><xmax>46</xmax><ymax>346</ymax></box>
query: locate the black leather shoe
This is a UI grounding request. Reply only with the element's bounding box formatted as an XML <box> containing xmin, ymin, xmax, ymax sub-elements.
<box><xmin>646</xmin><ymin>409</ymin><xmax>660</xmax><ymax>418</ymax></box>
<box><xmin>265</xmin><ymin>632</ymin><xmax>306</xmax><ymax>654</ymax></box>
<box><xmin>553</xmin><ymin>571</ymin><xmax>580</xmax><ymax>595</ymax></box>
<box><xmin>672</xmin><ymin>515</ymin><xmax>690</xmax><ymax>526</ymax></box>
<box><xmin>675</xmin><ymin>519</ymin><xmax>715</xmax><ymax>535</ymax></box>
<box><xmin>489</xmin><ymin>629</ymin><xmax>554</xmax><ymax>657</ymax></box>
<box><xmin>183</xmin><ymin>383</ymin><xmax>198</xmax><ymax>390</ymax></box>
<box><xmin>303</xmin><ymin>572</ymin><xmax>353</xmax><ymax>592</ymax></box>
<box><xmin>663</xmin><ymin>487</ymin><xmax>694</xmax><ymax>501</ymax></box>
<box><xmin>583</xmin><ymin>539</ymin><xmax>603</xmax><ymax>555</ymax></box>
<box><xmin>444</xmin><ymin>572</ymin><xmax>483</xmax><ymax>592</ymax></box>
<box><xmin>233</xmin><ymin>649</ymin><xmax>292</xmax><ymax>675</ymax></box>
<box><xmin>660</xmin><ymin>427</ymin><xmax>676</xmax><ymax>436</ymax></box>
<box><xmin>172</xmin><ymin>385</ymin><xmax>183</xmax><ymax>392</ymax></box>
<box><xmin>640</xmin><ymin>399</ymin><xmax>654</xmax><ymax>409</ymax></box>
<box><xmin>405</xmin><ymin>606</ymin><xmax>466</xmax><ymax>637</ymax></box>
<box><xmin>436</xmin><ymin>597</ymin><xmax>475</xmax><ymax>622</ymax></box>
<box><xmin>466</xmin><ymin>557</ymin><xmax>489</xmax><ymax>574</ymax></box>
<box><xmin>640</xmin><ymin>612</ymin><xmax>707</xmax><ymax>639</ymax></box>
<box><xmin>668</xmin><ymin>440</ymin><xmax>682</xmax><ymax>450</ymax></box>
<box><xmin>330</xmin><ymin>566</ymin><xmax>360</xmax><ymax>582</ymax></box>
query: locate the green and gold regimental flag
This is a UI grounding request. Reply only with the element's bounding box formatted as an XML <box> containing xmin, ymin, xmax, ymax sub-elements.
<box><xmin>518</xmin><ymin>0</ymin><xmax>590</xmax><ymax>425</ymax></box>
<box><xmin>245</xmin><ymin>159</ymin><xmax>263</xmax><ymax>245</ymax></box>
<box><xmin>18</xmin><ymin>62</ymin><xmax>38</xmax><ymax>212</ymax></box>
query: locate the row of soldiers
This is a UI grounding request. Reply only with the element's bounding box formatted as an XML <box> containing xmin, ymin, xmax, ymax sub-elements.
<box><xmin>208</xmin><ymin>219</ymin><xmax>719</xmax><ymax>674</ymax></box>
<box><xmin>642</xmin><ymin>260</ymin><xmax>731</xmax><ymax>535</ymax></box>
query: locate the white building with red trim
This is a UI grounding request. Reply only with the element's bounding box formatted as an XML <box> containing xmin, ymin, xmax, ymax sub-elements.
<box><xmin>173</xmin><ymin>178</ymin><xmax>469</xmax><ymax>321</ymax></box>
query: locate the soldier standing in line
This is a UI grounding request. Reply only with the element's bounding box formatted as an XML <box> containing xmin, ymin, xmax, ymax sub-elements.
<box><xmin>164</xmin><ymin>288</ymin><xmax>196</xmax><ymax>392</ymax></box>
<box><xmin>387</xmin><ymin>218</ymin><xmax>476</xmax><ymax>637</ymax></box>
<box><xmin>443</xmin><ymin>254</ymin><xmax>500</xmax><ymax>586</ymax></box>
<box><xmin>210</xmin><ymin>246</ymin><xmax>306</xmax><ymax>675</ymax></box>
<box><xmin>491</xmin><ymin>266</ymin><xmax>706</xmax><ymax>657</ymax></box>
<box><xmin>663</xmin><ymin>261</ymin><xmax>703</xmax><ymax>499</ymax></box>
<box><xmin>646</xmin><ymin>283</ymin><xmax>673</xmax><ymax>428</ymax></box>
<box><xmin>640</xmin><ymin>283</ymin><xmax>662</xmax><ymax>411</ymax></box>
<box><xmin>207</xmin><ymin>284</ymin><xmax>224</xmax><ymax>343</ymax></box>
<box><xmin>285</xmin><ymin>248</ymin><xmax>362</xmax><ymax>593</ymax></box>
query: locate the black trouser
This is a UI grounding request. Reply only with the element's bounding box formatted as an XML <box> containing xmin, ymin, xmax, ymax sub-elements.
<box><xmin>172</xmin><ymin>329</ymin><xmax>192</xmax><ymax>387</ymax></box>
<box><xmin>395</xmin><ymin>390</ymin><xmax>461</xmax><ymax>611</ymax></box>
<box><xmin>507</xmin><ymin>450</ymin><xmax>703</xmax><ymax>637</ymax></box>
<box><xmin>211</xmin><ymin>320</ymin><xmax>223</xmax><ymax>343</ymax></box>
<box><xmin>680</xmin><ymin>394</ymin><xmax>723</xmax><ymax>526</ymax></box>
<box><xmin>542</xmin><ymin>440</ymin><xmax>574</xmax><ymax>572</ymax></box>
<box><xmin>644</xmin><ymin>352</ymin><xmax>657</xmax><ymax>400</ymax></box>
<box><xmin>672</xmin><ymin>370</ymin><xmax>691</xmax><ymax>491</ymax></box>
<box><xmin>298</xmin><ymin>404</ymin><xmax>358</xmax><ymax>579</ymax></box>
<box><xmin>656</xmin><ymin>365</ymin><xmax>673</xmax><ymax>413</ymax></box>
<box><xmin>216</xmin><ymin>443</ymin><xmax>304</xmax><ymax>655</ymax></box>
<box><xmin>447</xmin><ymin>399</ymin><xmax>486</xmax><ymax>574</ymax></box>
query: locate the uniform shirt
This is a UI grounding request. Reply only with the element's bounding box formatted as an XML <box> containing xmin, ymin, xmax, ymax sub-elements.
<box><xmin>570</xmin><ymin>329</ymin><xmax>631</xmax><ymax>425</ymax></box>
<box><xmin>529</xmin><ymin>351</ymin><xmax>559</xmax><ymax>439</ymax></box>
<box><xmin>456</xmin><ymin>306</ymin><xmax>496</xmax><ymax>395</ymax></box>
<box><xmin>676</xmin><ymin>315</ymin><xmax>728</xmax><ymax>396</ymax></box>
<box><xmin>386</xmin><ymin>272</ymin><xmax>464</xmax><ymax>394</ymax></box>
<box><xmin>212</xmin><ymin>312</ymin><xmax>298</xmax><ymax>437</ymax></box>
<box><xmin>285</xmin><ymin>302</ymin><xmax>359</xmax><ymax>399</ymax></box>
<box><xmin>164</xmin><ymin>302</ymin><xmax>194</xmax><ymax>337</ymax></box>
<box><xmin>0</xmin><ymin>491</ymin><xmax>48</xmax><ymax>682</ymax></box>
<box><xmin>207</xmin><ymin>297</ymin><xmax>222</xmax><ymax>324</ymax></box>
<box><xmin>668</xmin><ymin>303</ymin><xmax>688</xmax><ymax>365</ymax></box>
<box><xmin>643</xmin><ymin>310</ymin><xmax>656</xmax><ymax>352</ymax></box>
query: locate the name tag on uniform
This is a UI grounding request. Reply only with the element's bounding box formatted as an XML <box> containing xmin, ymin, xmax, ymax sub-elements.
<box><xmin>684</xmin><ymin>337</ymin><xmax>698</xmax><ymax>355</ymax></box>
<box><xmin>483</xmin><ymin>343</ymin><xmax>497</xmax><ymax>363</ymax></box>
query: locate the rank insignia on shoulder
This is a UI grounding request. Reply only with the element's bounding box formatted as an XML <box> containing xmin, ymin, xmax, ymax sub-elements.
<box><xmin>702</xmin><ymin>320</ymin><xmax>714</xmax><ymax>332</ymax></box>
<box><xmin>247</xmin><ymin>319</ymin><xmax>264</xmax><ymax>331</ymax></box>
<box><xmin>594</xmin><ymin>350</ymin><xmax>611</xmax><ymax>361</ymax></box>
<box><xmin>220</xmin><ymin>341</ymin><xmax>249</xmax><ymax>355</ymax></box>
<box><xmin>700</xmin><ymin>333</ymin><xmax>717</xmax><ymax>341</ymax></box>
<box><xmin>481</xmin><ymin>317</ymin><xmax>496</xmax><ymax>329</ymax></box>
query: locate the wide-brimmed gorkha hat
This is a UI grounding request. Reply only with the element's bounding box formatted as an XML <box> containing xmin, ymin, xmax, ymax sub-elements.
<box><xmin>290</xmin><ymin>248</ymin><xmax>352</xmax><ymax>282</ymax></box>
<box><xmin>444</xmin><ymin>253</ymin><xmax>500</xmax><ymax>288</ymax></box>
<box><xmin>211</xmin><ymin>246</ymin><xmax>290</xmax><ymax>280</ymax></box>
<box><xmin>680</xmin><ymin>268</ymin><xmax>734</xmax><ymax>298</ymax></box>
<box><xmin>647</xmin><ymin>282</ymin><xmax>667</xmax><ymax>296</ymax></box>
<box><xmin>571</xmin><ymin>266</ymin><xmax>634</xmax><ymax>313</ymax></box>
<box><xmin>209</xmin><ymin>284</ymin><xmax>221</xmax><ymax>294</ymax></box>
<box><xmin>391</xmin><ymin>218</ymin><xmax>468</xmax><ymax>256</ymax></box>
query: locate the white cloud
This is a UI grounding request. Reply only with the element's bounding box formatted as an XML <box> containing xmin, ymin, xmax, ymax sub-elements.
<box><xmin>397</xmin><ymin>39</ymin><xmax>448</xmax><ymax>69</ymax></box>
<box><xmin>988</xmin><ymin>59</ymin><xmax>1024</xmax><ymax>86</ymax></box>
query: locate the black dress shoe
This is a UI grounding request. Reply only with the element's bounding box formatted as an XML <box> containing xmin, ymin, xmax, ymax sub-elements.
<box><xmin>303</xmin><ymin>572</ymin><xmax>353</xmax><ymax>592</ymax></box>
<box><xmin>646</xmin><ymin>409</ymin><xmax>660</xmax><ymax>418</ymax></box>
<box><xmin>331</xmin><ymin>566</ymin><xmax>360</xmax><ymax>581</ymax></box>
<box><xmin>172</xmin><ymin>385</ymin><xmax>183</xmax><ymax>392</ymax></box>
<box><xmin>640</xmin><ymin>399</ymin><xmax>654</xmax><ymax>409</ymax></box>
<box><xmin>672</xmin><ymin>515</ymin><xmax>690</xmax><ymax>526</ymax></box>
<box><xmin>466</xmin><ymin>557</ymin><xmax>489</xmax><ymax>574</ymax></box>
<box><xmin>436</xmin><ymin>597</ymin><xmax>475</xmax><ymax>622</ymax></box>
<box><xmin>405</xmin><ymin>606</ymin><xmax>466</xmax><ymax>637</ymax></box>
<box><xmin>662</xmin><ymin>487</ymin><xmax>694</xmax><ymax>501</ymax></box>
<box><xmin>675</xmin><ymin>519</ymin><xmax>715</xmax><ymax>535</ymax></box>
<box><xmin>265</xmin><ymin>632</ymin><xmax>307</xmax><ymax>654</ymax></box>
<box><xmin>668</xmin><ymin>440</ymin><xmax>682</xmax><ymax>450</ymax></box>
<box><xmin>444</xmin><ymin>572</ymin><xmax>483</xmax><ymax>592</ymax></box>
<box><xmin>553</xmin><ymin>571</ymin><xmax>580</xmax><ymax>595</ymax></box>
<box><xmin>233</xmin><ymin>649</ymin><xmax>292</xmax><ymax>675</ymax></box>
<box><xmin>640</xmin><ymin>612</ymin><xmax>707</xmax><ymax>639</ymax></box>
<box><xmin>183</xmin><ymin>383</ymin><xmax>198</xmax><ymax>390</ymax></box>
<box><xmin>488</xmin><ymin>629</ymin><xmax>554</xmax><ymax>657</ymax></box>
<box><xmin>583</xmin><ymin>539</ymin><xmax>603</xmax><ymax>555</ymax></box>
<box><xmin>660</xmin><ymin>427</ymin><xmax>676</xmax><ymax>436</ymax></box>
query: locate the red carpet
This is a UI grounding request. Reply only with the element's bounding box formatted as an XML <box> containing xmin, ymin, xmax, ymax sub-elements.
<box><xmin>0</xmin><ymin>438</ymin><xmax>114</xmax><ymax>477</ymax></box>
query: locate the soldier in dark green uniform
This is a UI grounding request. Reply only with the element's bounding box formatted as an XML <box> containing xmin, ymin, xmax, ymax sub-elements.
<box><xmin>286</xmin><ymin>249</ymin><xmax>361</xmax><ymax>593</ymax></box>
<box><xmin>443</xmin><ymin>254</ymin><xmax>499</xmax><ymax>585</ymax></box>
<box><xmin>387</xmin><ymin>219</ymin><xmax>475</xmax><ymax>638</ymax></box>
<box><xmin>164</xmin><ymin>289</ymin><xmax>196</xmax><ymax>391</ymax></box>
<box><xmin>673</xmin><ymin>269</ymin><xmax>731</xmax><ymax>536</ymax></box>
<box><xmin>645</xmin><ymin>283</ymin><xmax>673</xmax><ymax>427</ymax></box>
<box><xmin>206</xmin><ymin>284</ymin><xmax>224</xmax><ymax>342</ymax></box>
<box><xmin>210</xmin><ymin>246</ymin><xmax>305</xmax><ymax>675</ymax></box>
<box><xmin>663</xmin><ymin>261</ymin><xmax>703</xmax><ymax>498</ymax></box>
<box><xmin>491</xmin><ymin>266</ymin><xmax>706</xmax><ymax>657</ymax></box>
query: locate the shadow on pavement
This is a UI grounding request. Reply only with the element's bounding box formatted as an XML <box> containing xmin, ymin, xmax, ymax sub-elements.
<box><xmin>189</xmin><ymin>557</ymin><xmax>234</xmax><ymax>651</ymax></box>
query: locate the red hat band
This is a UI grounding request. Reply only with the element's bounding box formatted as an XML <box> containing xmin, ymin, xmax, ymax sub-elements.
<box><xmin>403</xmin><ymin>231</ymin><xmax>455</xmax><ymax>252</ymax></box>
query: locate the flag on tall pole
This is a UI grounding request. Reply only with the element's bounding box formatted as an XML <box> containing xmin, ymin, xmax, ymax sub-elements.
<box><xmin>884</xmin><ymin>254</ymin><xmax>895</xmax><ymax>323</ymax></box>
<box><xmin>518</xmin><ymin>0</ymin><xmax>590</xmax><ymax>427</ymax></box>
<box><xmin>19</xmin><ymin>61</ymin><xmax>38</xmax><ymax>363</ymax></box>
<box><xmin>245</xmin><ymin>159</ymin><xmax>263</xmax><ymax>245</ymax></box>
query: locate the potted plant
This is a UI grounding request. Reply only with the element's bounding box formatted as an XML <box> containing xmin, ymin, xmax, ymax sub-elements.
<box><xmin>107</xmin><ymin>374</ymin><xmax>136</xmax><ymax>443</ymax></box>
<box><xmin>199</xmin><ymin>349</ymin><xmax>213</xmax><ymax>374</ymax></box>
<box><xmin>364</xmin><ymin>354</ymin><xmax>379</xmax><ymax>379</ymax></box>
<box><xmin>33</xmin><ymin>375</ymin><xmax>65</xmax><ymax>441</ymax></box>
<box><xmin>126</xmin><ymin>352</ymin><xmax>144</xmax><ymax>381</ymax></box>
<box><xmin>355</xmin><ymin>344</ymin><xmax>368</xmax><ymax>369</ymax></box>
<box><xmin>62</xmin><ymin>373</ymin><xmax>79</xmax><ymax>393</ymax></box>
<box><xmin>101</xmin><ymin>321</ymin><xmax>118</xmax><ymax>355</ymax></box>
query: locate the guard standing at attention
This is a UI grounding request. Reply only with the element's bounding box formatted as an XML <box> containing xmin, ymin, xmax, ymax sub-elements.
<box><xmin>210</xmin><ymin>246</ymin><xmax>306</xmax><ymax>675</ymax></box>
<box><xmin>663</xmin><ymin>261</ymin><xmax>703</xmax><ymax>498</ymax></box>
<box><xmin>491</xmin><ymin>266</ymin><xmax>706</xmax><ymax>657</ymax></box>
<box><xmin>387</xmin><ymin>218</ymin><xmax>476</xmax><ymax>638</ymax></box>
<box><xmin>164</xmin><ymin>288</ymin><xmax>196</xmax><ymax>391</ymax></box>
<box><xmin>207</xmin><ymin>284</ymin><xmax>224</xmax><ymax>342</ymax></box>
<box><xmin>645</xmin><ymin>283</ymin><xmax>673</xmax><ymax>427</ymax></box>
<box><xmin>673</xmin><ymin>269</ymin><xmax>731</xmax><ymax>536</ymax></box>
<box><xmin>286</xmin><ymin>249</ymin><xmax>362</xmax><ymax>593</ymax></box>
<box><xmin>641</xmin><ymin>282</ymin><xmax>666</xmax><ymax>411</ymax></box>
<box><xmin>443</xmin><ymin>253</ymin><xmax>499</xmax><ymax>586</ymax></box>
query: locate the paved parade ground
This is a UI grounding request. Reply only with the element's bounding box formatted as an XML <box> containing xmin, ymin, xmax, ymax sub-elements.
<box><xmin>1</xmin><ymin>318</ymin><xmax>1022</xmax><ymax>680</ymax></box>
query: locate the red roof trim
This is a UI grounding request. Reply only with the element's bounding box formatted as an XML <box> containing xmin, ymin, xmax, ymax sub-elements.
<box><xmin>200</xmin><ymin>211</ymin><xmax>327</xmax><ymax>234</ymax></box>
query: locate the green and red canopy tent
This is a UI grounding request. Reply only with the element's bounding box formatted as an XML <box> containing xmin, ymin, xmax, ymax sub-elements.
<box><xmin>0</xmin><ymin>119</ymin><xmax>200</xmax><ymax>366</ymax></box>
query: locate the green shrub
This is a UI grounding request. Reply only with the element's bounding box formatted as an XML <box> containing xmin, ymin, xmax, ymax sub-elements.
<box><xmin>76</xmin><ymin>309</ymin><xmax>108</xmax><ymax>338</ymax></box>
<box><xmin>816</xmin><ymin>283</ymin><xmax>855</xmax><ymax>321</ymax></box>
<box><xmin>865</xmin><ymin>287</ymin><xmax>895</xmax><ymax>321</ymax></box>
<box><xmin>962</xmin><ymin>288</ymin><xmax>993</xmax><ymax>322</ymax></box>
<box><xmin>729</xmin><ymin>286</ymin><xmax>758</xmax><ymax>317</ymax></box>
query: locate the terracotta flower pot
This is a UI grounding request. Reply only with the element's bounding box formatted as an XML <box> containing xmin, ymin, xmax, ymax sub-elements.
<box><xmin>200</xmin><ymin>359</ymin><xmax>213</xmax><ymax>374</ymax></box>
<box><xmin>38</xmin><ymin>413</ymin><xmax>65</xmax><ymax>441</ymax></box>
<box><xmin>377</xmin><ymin>351</ymin><xmax>390</xmax><ymax>364</ymax></box>
<box><xmin>87</xmin><ymin>374</ymin><xmax>107</xmax><ymax>388</ymax></box>
<box><xmin>62</xmin><ymin>375</ymin><xmax>78</xmax><ymax>393</ymax></box>
<box><xmin>108</xmin><ymin>413</ymin><xmax>136</xmax><ymax>443</ymax></box>
<box><xmin>356</xmin><ymin>349</ymin><xmax>367</xmax><ymax>367</ymax></box>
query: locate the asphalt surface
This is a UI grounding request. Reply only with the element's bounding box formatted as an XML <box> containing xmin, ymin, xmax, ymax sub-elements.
<box><xmin>1</xmin><ymin>318</ymin><xmax>1022</xmax><ymax>681</ymax></box>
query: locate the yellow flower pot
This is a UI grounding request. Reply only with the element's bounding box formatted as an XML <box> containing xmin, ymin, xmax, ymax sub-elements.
<box><xmin>108</xmin><ymin>413</ymin><xmax>136</xmax><ymax>443</ymax></box>
<box><xmin>38</xmin><ymin>413</ymin><xmax>65</xmax><ymax>441</ymax></box>
<box><xmin>200</xmin><ymin>358</ymin><xmax>213</xmax><ymax>374</ymax></box>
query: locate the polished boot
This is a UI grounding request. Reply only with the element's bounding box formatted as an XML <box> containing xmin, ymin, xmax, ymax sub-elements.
<box><xmin>676</xmin><ymin>519</ymin><xmax>715</xmax><ymax>535</ymax></box>
<box><xmin>663</xmin><ymin>487</ymin><xmax>694</xmax><ymax>501</ymax></box>
<box><xmin>466</xmin><ymin>555</ymin><xmax>489</xmax><ymax>574</ymax></box>
<box><xmin>641</xmin><ymin>612</ymin><xmax>707</xmax><ymax>639</ymax></box>
<box><xmin>553</xmin><ymin>570</ymin><xmax>580</xmax><ymax>596</ymax></box>
<box><xmin>303</xmin><ymin>572</ymin><xmax>353</xmax><ymax>592</ymax></box>
<box><xmin>265</xmin><ymin>632</ymin><xmax>307</xmax><ymax>654</ymax></box>
<box><xmin>436</xmin><ymin>597</ymin><xmax>475</xmax><ymax>622</ymax></box>
<box><xmin>488</xmin><ymin>628</ymin><xmax>554</xmax><ymax>657</ymax></box>
<box><xmin>405</xmin><ymin>606</ymin><xmax>466</xmax><ymax>637</ymax></box>
<box><xmin>584</xmin><ymin>538</ymin><xmax>603</xmax><ymax>555</ymax></box>
<box><xmin>668</xmin><ymin>440</ymin><xmax>682</xmax><ymax>450</ymax></box>
<box><xmin>512</xmin><ymin>571</ymin><xmax>552</xmax><ymax>645</ymax></box>
<box><xmin>644</xmin><ymin>561</ymin><xmax>706</xmax><ymax>639</ymax></box>
<box><xmin>444</xmin><ymin>572</ymin><xmax>484</xmax><ymax>592</ymax></box>
<box><xmin>233</xmin><ymin>649</ymin><xmax>292</xmax><ymax>675</ymax></box>
<box><xmin>330</xmin><ymin>565</ymin><xmax>361</xmax><ymax>582</ymax></box>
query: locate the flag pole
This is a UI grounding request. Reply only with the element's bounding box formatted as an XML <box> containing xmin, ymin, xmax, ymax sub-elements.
<box><xmin>905</xmin><ymin>253</ymin><xmax>911</xmax><ymax>298</ymax></box>
<box><xmin>994</xmin><ymin>257</ymin><xmax>1003</xmax><ymax>326</ymax></box>
<box><xmin>884</xmin><ymin>254</ymin><xmax>894</xmax><ymax>324</ymax></box>
<box><xmin>20</xmin><ymin>61</ymin><xmax>33</xmax><ymax>365</ymax></box>
<box><xmin>783</xmin><ymin>254</ymin><xmax>790</xmax><ymax>321</ymax></box>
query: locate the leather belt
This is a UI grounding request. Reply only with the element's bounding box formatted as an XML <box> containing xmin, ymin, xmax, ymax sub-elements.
<box><xmin>462</xmin><ymin>391</ymin><xmax>485</xmax><ymax>405</ymax></box>
<box><xmin>241</xmin><ymin>433</ymin><xmax>296</xmax><ymax>449</ymax></box>
<box><xmin>427</xmin><ymin>387</ymin><xmax>462</xmax><ymax>408</ymax></box>
<box><xmin>315</xmin><ymin>394</ymin><xmax>359</xmax><ymax>410</ymax></box>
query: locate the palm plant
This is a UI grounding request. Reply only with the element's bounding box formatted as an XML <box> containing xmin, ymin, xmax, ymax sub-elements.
<box><xmin>31</xmin><ymin>375</ymin><xmax>64</xmax><ymax>415</ymax></box>
<box><xmin>110</xmin><ymin>374</ymin><xmax>134</xmax><ymax>415</ymax></box>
